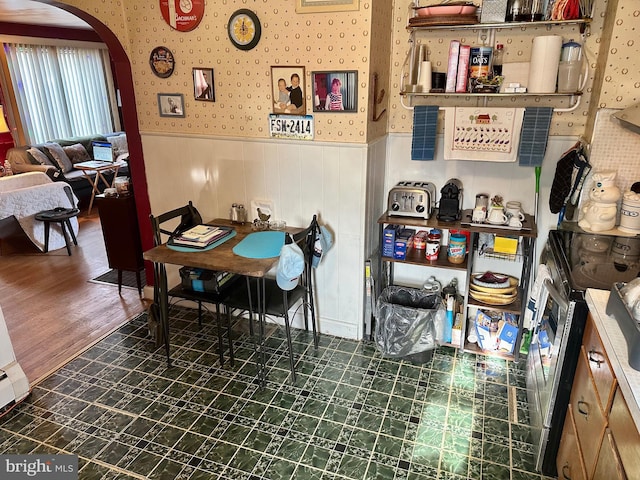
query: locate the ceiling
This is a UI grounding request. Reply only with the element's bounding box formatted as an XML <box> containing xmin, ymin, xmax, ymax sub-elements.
<box><xmin>0</xmin><ymin>0</ymin><xmax>90</xmax><ymax>29</ymax></box>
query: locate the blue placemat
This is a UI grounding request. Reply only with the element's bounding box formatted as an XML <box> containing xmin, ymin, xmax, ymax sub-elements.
<box><xmin>232</xmin><ymin>231</ymin><xmax>285</xmax><ymax>259</ymax></box>
<box><xmin>167</xmin><ymin>230</ymin><xmax>236</xmax><ymax>252</ymax></box>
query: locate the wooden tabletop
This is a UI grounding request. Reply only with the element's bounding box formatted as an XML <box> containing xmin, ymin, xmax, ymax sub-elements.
<box><xmin>378</xmin><ymin>209</ymin><xmax>538</xmax><ymax>238</ymax></box>
<box><xmin>143</xmin><ymin>219</ymin><xmax>301</xmax><ymax>277</ymax></box>
<box><xmin>74</xmin><ymin>160</ymin><xmax>126</xmax><ymax>171</ymax></box>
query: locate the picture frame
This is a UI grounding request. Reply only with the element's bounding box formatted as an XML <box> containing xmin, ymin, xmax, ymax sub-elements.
<box><xmin>193</xmin><ymin>68</ymin><xmax>215</xmax><ymax>101</ymax></box>
<box><xmin>271</xmin><ymin>66</ymin><xmax>306</xmax><ymax>115</ymax></box>
<box><xmin>312</xmin><ymin>70</ymin><xmax>358</xmax><ymax>113</ymax></box>
<box><xmin>158</xmin><ymin>93</ymin><xmax>185</xmax><ymax>118</ymax></box>
<box><xmin>296</xmin><ymin>0</ymin><xmax>359</xmax><ymax>13</ymax></box>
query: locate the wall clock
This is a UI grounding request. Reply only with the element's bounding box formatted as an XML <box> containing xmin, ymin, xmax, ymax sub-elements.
<box><xmin>150</xmin><ymin>46</ymin><xmax>175</xmax><ymax>78</ymax></box>
<box><xmin>228</xmin><ymin>9</ymin><xmax>261</xmax><ymax>51</ymax></box>
<box><xmin>159</xmin><ymin>0</ymin><xmax>205</xmax><ymax>32</ymax></box>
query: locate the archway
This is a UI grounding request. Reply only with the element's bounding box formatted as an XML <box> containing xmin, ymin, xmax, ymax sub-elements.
<box><xmin>45</xmin><ymin>2</ymin><xmax>154</xmax><ymax>285</ymax></box>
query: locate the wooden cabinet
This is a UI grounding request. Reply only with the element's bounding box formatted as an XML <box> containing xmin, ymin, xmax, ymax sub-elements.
<box><xmin>594</xmin><ymin>428</ymin><xmax>626</xmax><ymax>480</ymax></box>
<box><xmin>609</xmin><ymin>386</ymin><xmax>640</xmax><ymax>479</ymax></box>
<box><xmin>558</xmin><ymin>312</ymin><xmax>640</xmax><ymax>479</ymax></box>
<box><xmin>569</xmin><ymin>346</ymin><xmax>607</xmax><ymax>477</ymax></box>
<box><xmin>95</xmin><ymin>194</ymin><xmax>144</xmax><ymax>295</ymax></box>
<box><xmin>583</xmin><ymin>318</ymin><xmax>616</xmax><ymax>412</ymax></box>
<box><xmin>557</xmin><ymin>405</ymin><xmax>588</xmax><ymax>480</ymax></box>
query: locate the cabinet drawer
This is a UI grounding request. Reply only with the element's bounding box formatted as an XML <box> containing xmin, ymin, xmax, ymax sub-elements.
<box><xmin>583</xmin><ymin>314</ymin><xmax>616</xmax><ymax>411</ymax></box>
<box><xmin>570</xmin><ymin>346</ymin><xmax>607</xmax><ymax>478</ymax></box>
<box><xmin>557</xmin><ymin>404</ymin><xmax>587</xmax><ymax>480</ymax></box>
<box><xmin>609</xmin><ymin>386</ymin><xmax>640</xmax><ymax>479</ymax></box>
<box><xmin>594</xmin><ymin>428</ymin><xmax>626</xmax><ymax>480</ymax></box>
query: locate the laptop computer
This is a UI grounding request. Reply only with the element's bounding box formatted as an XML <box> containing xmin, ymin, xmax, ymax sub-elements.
<box><xmin>92</xmin><ymin>141</ymin><xmax>114</xmax><ymax>163</ymax></box>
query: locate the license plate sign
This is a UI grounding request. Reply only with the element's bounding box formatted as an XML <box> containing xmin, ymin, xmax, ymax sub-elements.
<box><xmin>269</xmin><ymin>115</ymin><xmax>314</xmax><ymax>140</ymax></box>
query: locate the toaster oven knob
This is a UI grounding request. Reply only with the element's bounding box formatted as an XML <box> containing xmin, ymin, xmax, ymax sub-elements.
<box><xmin>416</xmin><ymin>205</ymin><xmax>425</xmax><ymax>213</ymax></box>
<box><xmin>391</xmin><ymin>202</ymin><xmax>400</xmax><ymax>211</ymax></box>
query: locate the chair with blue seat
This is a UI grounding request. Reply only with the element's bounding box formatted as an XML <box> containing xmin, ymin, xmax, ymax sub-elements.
<box><xmin>224</xmin><ymin>215</ymin><xmax>320</xmax><ymax>383</ymax></box>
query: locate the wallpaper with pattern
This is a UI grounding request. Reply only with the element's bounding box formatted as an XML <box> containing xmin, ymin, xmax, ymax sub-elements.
<box><xmin>61</xmin><ymin>0</ymin><xmax>638</xmax><ymax>141</ymax></box>
<box><xmin>62</xmin><ymin>0</ymin><xmax>378</xmax><ymax>143</ymax></box>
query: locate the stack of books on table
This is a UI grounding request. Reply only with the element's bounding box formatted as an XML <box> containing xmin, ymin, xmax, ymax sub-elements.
<box><xmin>170</xmin><ymin>225</ymin><xmax>233</xmax><ymax>249</ymax></box>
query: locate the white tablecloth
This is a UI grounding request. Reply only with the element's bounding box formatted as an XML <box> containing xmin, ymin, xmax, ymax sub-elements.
<box><xmin>0</xmin><ymin>173</ymin><xmax>79</xmax><ymax>252</ymax></box>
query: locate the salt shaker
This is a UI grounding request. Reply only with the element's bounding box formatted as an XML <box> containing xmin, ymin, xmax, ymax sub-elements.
<box><xmin>230</xmin><ymin>203</ymin><xmax>239</xmax><ymax>222</ymax></box>
<box><xmin>237</xmin><ymin>204</ymin><xmax>247</xmax><ymax>223</ymax></box>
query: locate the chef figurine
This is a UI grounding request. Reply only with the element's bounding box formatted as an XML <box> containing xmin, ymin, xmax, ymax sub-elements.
<box><xmin>578</xmin><ymin>170</ymin><xmax>621</xmax><ymax>233</ymax></box>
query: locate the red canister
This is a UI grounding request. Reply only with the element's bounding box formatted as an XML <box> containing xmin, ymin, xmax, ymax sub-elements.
<box><xmin>414</xmin><ymin>230</ymin><xmax>428</xmax><ymax>250</ymax></box>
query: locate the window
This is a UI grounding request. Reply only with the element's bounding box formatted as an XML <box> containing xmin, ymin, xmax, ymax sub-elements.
<box><xmin>4</xmin><ymin>42</ymin><xmax>118</xmax><ymax>144</ymax></box>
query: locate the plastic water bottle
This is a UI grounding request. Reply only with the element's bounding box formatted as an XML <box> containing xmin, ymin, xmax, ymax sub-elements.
<box><xmin>444</xmin><ymin>295</ymin><xmax>454</xmax><ymax>343</ymax></box>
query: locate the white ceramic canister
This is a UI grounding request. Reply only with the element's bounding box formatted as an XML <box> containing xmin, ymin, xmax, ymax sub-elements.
<box><xmin>619</xmin><ymin>191</ymin><xmax>640</xmax><ymax>233</ymax></box>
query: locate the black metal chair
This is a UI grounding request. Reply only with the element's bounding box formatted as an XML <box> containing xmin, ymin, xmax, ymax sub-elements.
<box><xmin>224</xmin><ymin>215</ymin><xmax>320</xmax><ymax>383</ymax></box>
<box><xmin>149</xmin><ymin>202</ymin><xmax>240</xmax><ymax>366</ymax></box>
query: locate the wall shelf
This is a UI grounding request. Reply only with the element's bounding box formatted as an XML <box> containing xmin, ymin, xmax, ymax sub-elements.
<box><xmin>400</xmin><ymin>91</ymin><xmax>583</xmax><ymax>98</ymax></box>
<box><xmin>407</xmin><ymin>18</ymin><xmax>591</xmax><ymax>33</ymax></box>
<box><xmin>402</xmin><ymin>17</ymin><xmax>590</xmax><ymax>111</ymax></box>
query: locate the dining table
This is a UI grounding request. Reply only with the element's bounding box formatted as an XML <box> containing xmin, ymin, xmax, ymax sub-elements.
<box><xmin>143</xmin><ymin>218</ymin><xmax>300</xmax><ymax>386</ymax></box>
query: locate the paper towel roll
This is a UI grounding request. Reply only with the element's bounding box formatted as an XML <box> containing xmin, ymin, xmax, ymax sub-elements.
<box><xmin>418</xmin><ymin>61</ymin><xmax>432</xmax><ymax>93</ymax></box>
<box><xmin>527</xmin><ymin>35</ymin><xmax>563</xmax><ymax>93</ymax></box>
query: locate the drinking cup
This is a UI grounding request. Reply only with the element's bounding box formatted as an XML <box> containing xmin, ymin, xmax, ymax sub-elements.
<box><xmin>488</xmin><ymin>207</ymin><xmax>507</xmax><ymax>224</ymax></box>
<box><xmin>472</xmin><ymin>207</ymin><xmax>486</xmax><ymax>223</ymax></box>
<box><xmin>508</xmin><ymin>216</ymin><xmax>523</xmax><ymax>228</ymax></box>
<box><xmin>506</xmin><ymin>206</ymin><xmax>525</xmax><ymax>221</ymax></box>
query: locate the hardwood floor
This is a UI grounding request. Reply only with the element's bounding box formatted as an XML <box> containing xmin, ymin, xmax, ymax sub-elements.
<box><xmin>0</xmin><ymin>210</ymin><xmax>148</xmax><ymax>385</ymax></box>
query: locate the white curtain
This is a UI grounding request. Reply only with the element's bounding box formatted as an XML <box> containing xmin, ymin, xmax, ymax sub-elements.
<box><xmin>4</xmin><ymin>43</ymin><xmax>117</xmax><ymax>144</ymax></box>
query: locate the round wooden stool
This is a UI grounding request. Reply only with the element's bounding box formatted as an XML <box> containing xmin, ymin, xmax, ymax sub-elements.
<box><xmin>34</xmin><ymin>207</ymin><xmax>80</xmax><ymax>255</ymax></box>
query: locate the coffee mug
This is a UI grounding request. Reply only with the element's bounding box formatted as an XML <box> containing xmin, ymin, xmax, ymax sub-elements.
<box><xmin>472</xmin><ymin>207</ymin><xmax>486</xmax><ymax>223</ymax></box>
<box><xmin>508</xmin><ymin>216</ymin><xmax>523</xmax><ymax>228</ymax></box>
<box><xmin>506</xmin><ymin>206</ymin><xmax>525</xmax><ymax>221</ymax></box>
<box><xmin>488</xmin><ymin>207</ymin><xmax>507</xmax><ymax>224</ymax></box>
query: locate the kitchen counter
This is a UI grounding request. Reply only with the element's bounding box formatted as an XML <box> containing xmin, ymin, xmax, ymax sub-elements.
<box><xmin>586</xmin><ymin>288</ymin><xmax>640</xmax><ymax>432</ymax></box>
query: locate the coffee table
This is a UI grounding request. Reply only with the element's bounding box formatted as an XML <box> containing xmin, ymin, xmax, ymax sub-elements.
<box><xmin>74</xmin><ymin>160</ymin><xmax>127</xmax><ymax>215</ymax></box>
<box><xmin>34</xmin><ymin>207</ymin><xmax>80</xmax><ymax>255</ymax></box>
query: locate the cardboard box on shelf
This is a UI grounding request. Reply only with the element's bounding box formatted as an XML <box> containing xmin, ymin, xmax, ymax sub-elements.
<box><xmin>383</xmin><ymin>224</ymin><xmax>400</xmax><ymax>257</ymax></box>
<box><xmin>474</xmin><ymin>310</ymin><xmax>519</xmax><ymax>353</ymax></box>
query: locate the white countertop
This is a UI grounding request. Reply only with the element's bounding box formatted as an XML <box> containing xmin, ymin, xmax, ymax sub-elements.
<box><xmin>586</xmin><ymin>288</ymin><xmax>640</xmax><ymax>431</ymax></box>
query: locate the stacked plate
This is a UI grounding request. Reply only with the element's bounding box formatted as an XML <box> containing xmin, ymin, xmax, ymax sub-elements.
<box><xmin>469</xmin><ymin>272</ymin><xmax>518</xmax><ymax>305</ymax></box>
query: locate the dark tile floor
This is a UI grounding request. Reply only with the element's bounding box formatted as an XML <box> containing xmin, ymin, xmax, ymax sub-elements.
<box><xmin>1</xmin><ymin>307</ymin><xmax>555</xmax><ymax>479</ymax></box>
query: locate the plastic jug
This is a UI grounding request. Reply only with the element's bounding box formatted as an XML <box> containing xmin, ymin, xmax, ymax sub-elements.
<box><xmin>561</xmin><ymin>39</ymin><xmax>582</xmax><ymax>62</ymax></box>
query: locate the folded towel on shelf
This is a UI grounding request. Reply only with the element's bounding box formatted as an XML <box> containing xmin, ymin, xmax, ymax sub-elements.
<box><xmin>443</xmin><ymin>107</ymin><xmax>525</xmax><ymax>162</ymax></box>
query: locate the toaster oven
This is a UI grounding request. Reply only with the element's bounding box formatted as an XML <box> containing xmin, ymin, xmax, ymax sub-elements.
<box><xmin>387</xmin><ymin>181</ymin><xmax>436</xmax><ymax>219</ymax></box>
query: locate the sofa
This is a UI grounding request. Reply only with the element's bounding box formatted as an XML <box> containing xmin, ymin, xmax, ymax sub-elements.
<box><xmin>6</xmin><ymin>132</ymin><xmax>129</xmax><ymax>208</ymax></box>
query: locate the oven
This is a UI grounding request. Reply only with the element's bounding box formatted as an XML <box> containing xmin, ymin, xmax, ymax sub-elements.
<box><xmin>526</xmin><ymin>229</ymin><xmax>640</xmax><ymax>476</ymax></box>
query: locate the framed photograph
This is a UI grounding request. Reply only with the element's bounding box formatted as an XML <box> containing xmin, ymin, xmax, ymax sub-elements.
<box><xmin>296</xmin><ymin>0</ymin><xmax>359</xmax><ymax>13</ymax></box>
<box><xmin>158</xmin><ymin>93</ymin><xmax>185</xmax><ymax>118</ymax></box>
<box><xmin>271</xmin><ymin>66</ymin><xmax>306</xmax><ymax>115</ymax></box>
<box><xmin>312</xmin><ymin>71</ymin><xmax>358</xmax><ymax>113</ymax></box>
<box><xmin>193</xmin><ymin>68</ymin><xmax>215</xmax><ymax>101</ymax></box>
